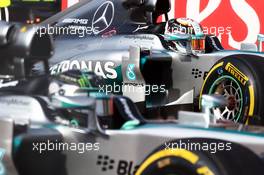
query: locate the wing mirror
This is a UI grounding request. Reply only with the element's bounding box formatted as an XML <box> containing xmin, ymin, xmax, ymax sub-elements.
<box><xmin>240</xmin><ymin>34</ymin><xmax>264</xmax><ymax>52</ymax></box>
<box><xmin>257</xmin><ymin>34</ymin><xmax>264</xmax><ymax>52</ymax></box>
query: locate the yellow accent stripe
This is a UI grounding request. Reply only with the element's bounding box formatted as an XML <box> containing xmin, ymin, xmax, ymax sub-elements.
<box><xmin>197</xmin><ymin>166</ymin><xmax>215</xmax><ymax>175</ymax></box>
<box><xmin>135</xmin><ymin>149</ymin><xmax>199</xmax><ymax>175</ymax></box>
<box><xmin>245</xmin><ymin>117</ymin><xmax>250</xmax><ymax>125</ymax></box>
<box><xmin>199</xmin><ymin>62</ymin><xmax>224</xmax><ymax>109</ymax></box>
<box><xmin>248</xmin><ymin>85</ymin><xmax>255</xmax><ymax>116</ymax></box>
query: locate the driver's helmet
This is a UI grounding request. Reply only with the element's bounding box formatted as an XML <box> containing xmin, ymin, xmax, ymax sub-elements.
<box><xmin>165</xmin><ymin>18</ymin><xmax>205</xmax><ymax>53</ymax></box>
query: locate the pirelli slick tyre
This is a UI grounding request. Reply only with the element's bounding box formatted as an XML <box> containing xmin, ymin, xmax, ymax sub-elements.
<box><xmin>200</xmin><ymin>54</ymin><xmax>264</xmax><ymax>125</ymax></box>
<box><xmin>135</xmin><ymin>138</ymin><xmax>264</xmax><ymax>175</ymax></box>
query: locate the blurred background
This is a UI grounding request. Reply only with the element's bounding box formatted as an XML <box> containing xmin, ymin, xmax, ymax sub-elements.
<box><xmin>1</xmin><ymin>0</ymin><xmax>60</xmax><ymax>24</ymax></box>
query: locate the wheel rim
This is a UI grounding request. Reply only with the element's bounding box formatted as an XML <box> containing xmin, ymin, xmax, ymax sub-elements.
<box><xmin>209</xmin><ymin>75</ymin><xmax>243</xmax><ymax>122</ymax></box>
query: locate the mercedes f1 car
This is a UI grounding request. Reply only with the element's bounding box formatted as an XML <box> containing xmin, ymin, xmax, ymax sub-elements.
<box><xmin>0</xmin><ymin>23</ymin><xmax>264</xmax><ymax>175</ymax></box>
<box><xmin>32</xmin><ymin>0</ymin><xmax>264</xmax><ymax>126</ymax></box>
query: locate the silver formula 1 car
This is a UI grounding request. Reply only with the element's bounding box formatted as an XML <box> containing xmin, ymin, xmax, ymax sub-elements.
<box><xmin>2</xmin><ymin>98</ymin><xmax>264</xmax><ymax>175</ymax></box>
<box><xmin>35</xmin><ymin>0</ymin><xmax>264</xmax><ymax>125</ymax></box>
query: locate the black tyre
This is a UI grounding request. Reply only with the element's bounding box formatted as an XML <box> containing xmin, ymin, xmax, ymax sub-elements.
<box><xmin>200</xmin><ymin>54</ymin><xmax>264</xmax><ymax>125</ymax></box>
<box><xmin>136</xmin><ymin>138</ymin><xmax>264</xmax><ymax>175</ymax></box>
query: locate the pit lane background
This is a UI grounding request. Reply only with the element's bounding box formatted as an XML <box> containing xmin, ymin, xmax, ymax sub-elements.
<box><xmin>62</xmin><ymin>0</ymin><xmax>264</xmax><ymax>50</ymax></box>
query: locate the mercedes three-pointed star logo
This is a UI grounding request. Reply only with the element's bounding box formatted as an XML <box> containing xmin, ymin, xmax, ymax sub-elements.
<box><xmin>92</xmin><ymin>1</ymin><xmax>115</xmax><ymax>34</ymax></box>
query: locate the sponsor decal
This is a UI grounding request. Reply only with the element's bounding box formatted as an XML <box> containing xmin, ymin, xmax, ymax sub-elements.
<box><xmin>191</xmin><ymin>68</ymin><xmax>209</xmax><ymax>80</ymax></box>
<box><xmin>62</xmin><ymin>1</ymin><xmax>114</xmax><ymax>35</ymax></box>
<box><xmin>124</xmin><ymin>35</ymin><xmax>154</xmax><ymax>41</ymax></box>
<box><xmin>133</xmin><ymin>25</ymin><xmax>149</xmax><ymax>33</ymax></box>
<box><xmin>50</xmin><ymin>60</ymin><xmax>117</xmax><ymax>79</ymax></box>
<box><xmin>117</xmin><ymin>160</ymin><xmax>139</xmax><ymax>175</ymax></box>
<box><xmin>92</xmin><ymin>1</ymin><xmax>115</xmax><ymax>34</ymax></box>
<box><xmin>126</xmin><ymin>64</ymin><xmax>136</xmax><ymax>81</ymax></box>
<box><xmin>102</xmin><ymin>29</ymin><xmax>117</xmax><ymax>38</ymax></box>
<box><xmin>192</xmin><ymin>68</ymin><xmax>203</xmax><ymax>79</ymax></box>
<box><xmin>0</xmin><ymin>98</ymin><xmax>30</xmax><ymax>106</ymax></box>
<box><xmin>96</xmin><ymin>155</ymin><xmax>115</xmax><ymax>172</ymax></box>
<box><xmin>62</xmin><ymin>18</ymin><xmax>89</xmax><ymax>25</ymax></box>
<box><xmin>225</xmin><ymin>62</ymin><xmax>249</xmax><ymax>85</ymax></box>
<box><xmin>96</xmin><ymin>155</ymin><xmax>139</xmax><ymax>175</ymax></box>
<box><xmin>78</xmin><ymin>75</ymin><xmax>91</xmax><ymax>87</ymax></box>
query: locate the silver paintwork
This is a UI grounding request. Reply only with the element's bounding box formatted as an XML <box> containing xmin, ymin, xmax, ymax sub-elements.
<box><xmin>50</xmin><ymin>33</ymin><xmax>264</xmax><ymax>106</ymax></box>
<box><xmin>0</xmin><ymin>95</ymin><xmax>264</xmax><ymax>175</ymax></box>
<box><xmin>52</xmin><ymin>123</ymin><xmax>264</xmax><ymax>175</ymax></box>
<box><xmin>0</xmin><ymin>118</ymin><xmax>18</xmax><ymax>175</ymax></box>
<box><xmin>0</xmin><ymin>96</ymin><xmax>50</xmax><ymax>125</ymax></box>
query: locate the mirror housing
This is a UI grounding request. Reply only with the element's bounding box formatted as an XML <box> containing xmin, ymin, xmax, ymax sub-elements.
<box><xmin>257</xmin><ymin>34</ymin><xmax>264</xmax><ymax>52</ymax></box>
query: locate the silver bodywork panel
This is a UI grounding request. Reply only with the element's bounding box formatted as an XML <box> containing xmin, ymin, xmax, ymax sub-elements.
<box><xmin>49</xmin><ymin>33</ymin><xmax>264</xmax><ymax>105</ymax></box>
<box><xmin>54</xmin><ymin>124</ymin><xmax>264</xmax><ymax>175</ymax></box>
